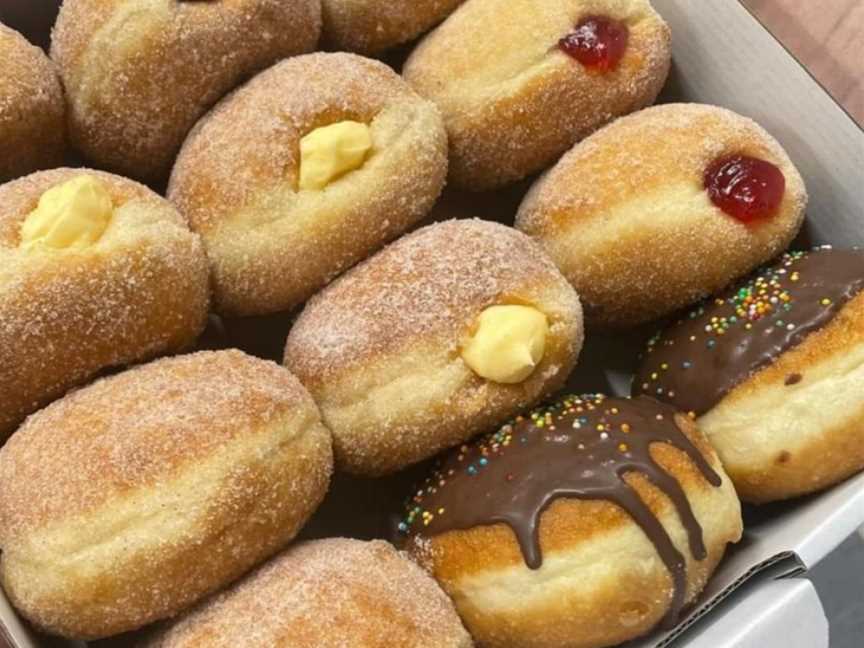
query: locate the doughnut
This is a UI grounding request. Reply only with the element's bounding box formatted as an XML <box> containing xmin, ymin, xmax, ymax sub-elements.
<box><xmin>0</xmin><ymin>168</ymin><xmax>209</xmax><ymax>440</ymax></box>
<box><xmin>51</xmin><ymin>0</ymin><xmax>322</xmax><ymax>183</ymax></box>
<box><xmin>169</xmin><ymin>52</ymin><xmax>448</xmax><ymax>317</ymax></box>
<box><xmin>402</xmin><ymin>0</ymin><xmax>672</xmax><ymax>191</ymax></box>
<box><xmin>0</xmin><ymin>350</ymin><xmax>333</xmax><ymax>639</ymax></box>
<box><xmin>634</xmin><ymin>247</ymin><xmax>864</xmax><ymax>503</ymax></box>
<box><xmin>284</xmin><ymin>219</ymin><xmax>583</xmax><ymax>476</ymax></box>
<box><xmin>321</xmin><ymin>0</ymin><xmax>465</xmax><ymax>55</ymax></box>
<box><xmin>0</xmin><ymin>24</ymin><xmax>65</xmax><ymax>182</ymax></box>
<box><xmin>516</xmin><ymin>103</ymin><xmax>808</xmax><ymax>328</ymax></box>
<box><xmin>399</xmin><ymin>394</ymin><xmax>742</xmax><ymax>648</ymax></box>
<box><xmin>137</xmin><ymin>538</ymin><xmax>472</xmax><ymax>647</ymax></box>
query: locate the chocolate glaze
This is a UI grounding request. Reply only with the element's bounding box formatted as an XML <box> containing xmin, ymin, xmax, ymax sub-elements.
<box><xmin>401</xmin><ymin>395</ymin><xmax>721</xmax><ymax>628</ymax></box>
<box><xmin>634</xmin><ymin>248</ymin><xmax>864</xmax><ymax>415</ymax></box>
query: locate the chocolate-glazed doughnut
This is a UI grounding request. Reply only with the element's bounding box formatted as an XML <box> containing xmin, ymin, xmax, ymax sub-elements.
<box><xmin>634</xmin><ymin>247</ymin><xmax>864</xmax><ymax>502</ymax></box>
<box><xmin>400</xmin><ymin>394</ymin><xmax>742</xmax><ymax>648</ymax></box>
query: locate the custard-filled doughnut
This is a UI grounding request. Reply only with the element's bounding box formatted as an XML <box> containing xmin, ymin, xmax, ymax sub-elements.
<box><xmin>284</xmin><ymin>219</ymin><xmax>584</xmax><ymax>476</ymax></box>
<box><xmin>403</xmin><ymin>0</ymin><xmax>671</xmax><ymax>191</ymax></box>
<box><xmin>634</xmin><ymin>248</ymin><xmax>864</xmax><ymax>503</ymax></box>
<box><xmin>321</xmin><ymin>0</ymin><xmax>464</xmax><ymax>55</ymax></box>
<box><xmin>400</xmin><ymin>395</ymin><xmax>742</xmax><ymax>648</ymax></box>
<box><xmin>0</xmin><ymin>24</ymin><xmax>65</xmax><ymax>182</ymax></box>
<box><xmin>169</xmin><ymin>52</ymin><xmax>448</xmax><ymax>317</ymax></box>
<box><xmin>0</xmin><ymin>168</ymin><xmax>209</xmax><ymax>440</ymax></box>
<box><xmin>51</xmin><ymin>0</ymin><xmax>321</xmax><ymax>183</ymax></box>
<box><xmin>516</xmin><ymin>103</ymin><xmax>808</xmax><ymax>328</ymax></box>
<box><xmin>0</xmin><ymin>351</ymin><xmax>333</xmax><ymax>640</ymax></box>
<box><xmin>139</xmin><ymin>539</ymin><xmax>472</xmax><ymax>648</ymax></box>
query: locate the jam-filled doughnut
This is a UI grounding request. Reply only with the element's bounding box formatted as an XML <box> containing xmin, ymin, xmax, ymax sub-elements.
<box><xmin>403</xmin><ymin>0</ymin><xmax>672</xmax><ymax>190</ymax></box>
<box><xmin>169</xmin><ymin>52</ymin><xmax>448</xmax><ymax>317</ymax></box>
<box><xmin>284</xmin><ymin>219</ymin><xmax>584</xmax><ymax>476</ymax></box>
<box><xmin>0</xmin><ymin>168</ymin><xmax>209</xmax><ymax>440</ymax></box>
<box><xmin>138</xmin><ymin>538</ymin><xmax>472</xmax><ymax>647</ymax></box>
<box><xmin>400</xmin><ymin>394</ymin><xmax>742</xmax><ymax>648</ymax></box>
<box><xmin>634</xmin><ymin>248</ymin><xmax>864</xmax><ymax>503</ymax></box>
<box><xmin>321</xmin><ymin>0</ymin><xmax>465</xmax><ymax>55</ymax></box>
<box><xmin>0</xmin><ymin>24</ymin><xmax>65</xmax><ymax>182</ymax></box>
<box><xmin>51</xmin><ymin>0</ymin><xmax>321</xmax><ymax>183</ymax></box>
<box><xmin>516</xmin><ymin>103</ymin><xmax>808</xmax><ymax>328</ymax></box>
<box><xmin>0</xmin><ymin>351</ymin><xmax>333</xmax><ymax>640</ymax></box>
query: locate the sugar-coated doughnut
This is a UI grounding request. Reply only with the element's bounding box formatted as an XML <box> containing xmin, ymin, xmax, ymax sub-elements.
<box><xmin>284</xmin><ymin>219</ymin><xmax>584</xmax><ymax>476</ymax></box>
<box><xmin>634</xmin><ymin>248</ymin><xmax>864</xmax><ymax>503</ymax></box>
<box><xmin>0</xmin><ymin>168</ymin><xmax>209</xmax><ymax>440</ymax></box>
<box><xmin>138</xmin><ymin>538</ymin><xmax>472</xmax><ymax>648</ymax></box>
<box><xmin>321</xmin><ymin>0</ymin><xmax>465</xmax><ymax>55</ymax></box>
<box><xmin>403</xmin><ymin>0</ymin><xmax>671</xmax><ymax>191</ymax></box>
<box><xmin>51</xmin><ymin>0</ymin><xmax>322</xmax><ymax>183</ymax></box>
<box><xmin>516</xmin><ymin>103</ymin><xmax>808</xmax><ymax>328</ymax></box>
<box><xmin>400</xmin><ymin>394</ymin><xmax>742</xmax><ymax>648</ymax></box>
<box><xmin>0</xmin><ymin>350</ymin><xmax>333</xmax><ymax>640</ymax></box>
<box><xmin>0</xmin><ymin>24</ymin><xmax>65</xmax><ymax>182</ymax></box>
<box><xmin>169</xmin><ymin>52</ymin><xmax>448</xmax><ymax>317</ymax></box>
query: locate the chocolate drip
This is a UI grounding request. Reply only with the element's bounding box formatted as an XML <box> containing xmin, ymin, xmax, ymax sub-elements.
<box><xmin>400</xmin><ymin>395</ymin><xmax>721</xmax><ymax>628</ymax></box>
<box><xmin>634</xmin><ymin>248</ymin><xmax>864</xmax><ymax>415</ymax></box>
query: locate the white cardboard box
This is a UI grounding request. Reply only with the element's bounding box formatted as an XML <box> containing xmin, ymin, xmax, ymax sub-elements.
<box><xmin>1</xmin><ymin>0</ymin><xmax>862</xmax><ymax>646</ymax></box>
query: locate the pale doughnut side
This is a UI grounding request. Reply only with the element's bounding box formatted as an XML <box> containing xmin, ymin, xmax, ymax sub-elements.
<box><xmin>321</xmin><ymin>0</ymin><xmax>465</xmax><ymax>55</ymax></box>
<box><xmin>409</xmin><ymin>416</ymin><xmax>742</xmax><ymax>648</ymax></box>
<box><xmin>403</xmin><ymin>0</ymin><xmax>672</xmax><ymax>190</ymax></box>
<box><xmin>0</xmin><ymin>351</ymin><xmax>334</xmax><ymax>639</ymax></box>
<box><xmin>0</xmin><ymin>168</ymin><xmax>209</xmax><ymax>439</ymax></box>
<box><xmin>139</xmin><ymin>539</ymin><xmax>472</xmax><ymax>648</ymax></box>
<box><xmin>0</xmin><ymin>25</ymin><xmax>65</xmax><ymax>182</ymax></box>
<box><xmin>51</xmin><ymin>0</ymin><xmax>322</xmax><ymax>182</ymax></box>
<box><xmin>516</xmin><ymin>103</ymin><xmax>808</xmax><ymax>328</ymax></box>
<box><xmin>285</xmin><ymin>220</ymin><xmax>584</xmax><ymax>475</ymax></box>
<box><xmin>169</xmin><ymin>52</ymin><xmax>448</xmax><ymax>317</ymax></box>
<box><xmin>699</xmin><ymin>292</ymin><xmax>864</xmax><ymax>503</ymax></box>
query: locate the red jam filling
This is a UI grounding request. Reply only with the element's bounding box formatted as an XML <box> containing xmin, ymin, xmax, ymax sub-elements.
<box><xmin>559</xmin><ymin>16</ymin><xmax>629</xmax><ymax>71</ymax></box>
<box><xmin>704</xmin><ymin>155</ymin><xmax>786</xmax><ymax>223</ymax></box>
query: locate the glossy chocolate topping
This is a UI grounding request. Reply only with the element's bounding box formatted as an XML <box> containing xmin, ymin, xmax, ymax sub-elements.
<box><xmin>634</xmin><ymin>248</ymin><xmax>864</xmax><ymax>415</ymax></box>
<box><xmin>400</xmin><ymin>394</ymin><xmax>721</xmax><ymax>627</ymax></box>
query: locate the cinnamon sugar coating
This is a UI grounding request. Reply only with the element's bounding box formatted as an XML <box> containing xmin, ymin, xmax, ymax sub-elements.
<box><xmin>0</xmin><ymin>24</ymin><xmax>65</xmax><ymax>182</ymax></box>
<box><xmin>0</xmin><ymin>351</ymin><xmax>333</xmax><ymax>639</ymax></box>
<box><xmin>51</xmin><ymin>0</ymin><xmax>322</xmax><ymax>183</ymax></box>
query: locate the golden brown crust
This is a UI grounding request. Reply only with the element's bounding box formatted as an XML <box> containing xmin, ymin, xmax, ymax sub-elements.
<box><xmin>0</xmin><ymin>168</ymin><xmax>209</xmax><ymax>440</ymax></box>
<box><xmin>51</xmin><ymin>0</ymin><xmax>322</xmax><ymax>183</ymax></box>
<box><xmin>516</xmin><ymin>103</ymin><xmax>808</xmax><ymax>328</ymax></box>
<box><xmin>169</xmin><ymin>52</ymin><xmax>448</xmax><ymax>317</ymax></box>
<box><xmin>0</xmin><ymin>25</ymin><xmax>65</xmax><ymax>182</ymax></box>
<box><xmin>138</xmin><ymin>539</ymin><xmax>472</xmax><ymax>648</ymax></box>
<box><xmin>284</xmin><ymin>219</ymin><xmax>584</xmax><ymax>476</ymax></box>
<box><xmin>0</xmin><ymin>350</ymin><xmax>334</xmax><ymax>639</ymax></box>
<box><xmin>403</xmin><ymin>0</ymin><xmax>671</xmax><ymax>191</ymax></box>
<box><xmin>321</xmin><ymin>0</ymin><xmax>465</xmax><ymax>55</ymax></box>
<box><xmin>408</xmin><ymin>414</ymin><xmax>742</xmax><ymax>648</ymax></box>
<box><xmin>701</xmin><ymin>292</ymin><xmax>864</xmax><ymax>503</ymax></box>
